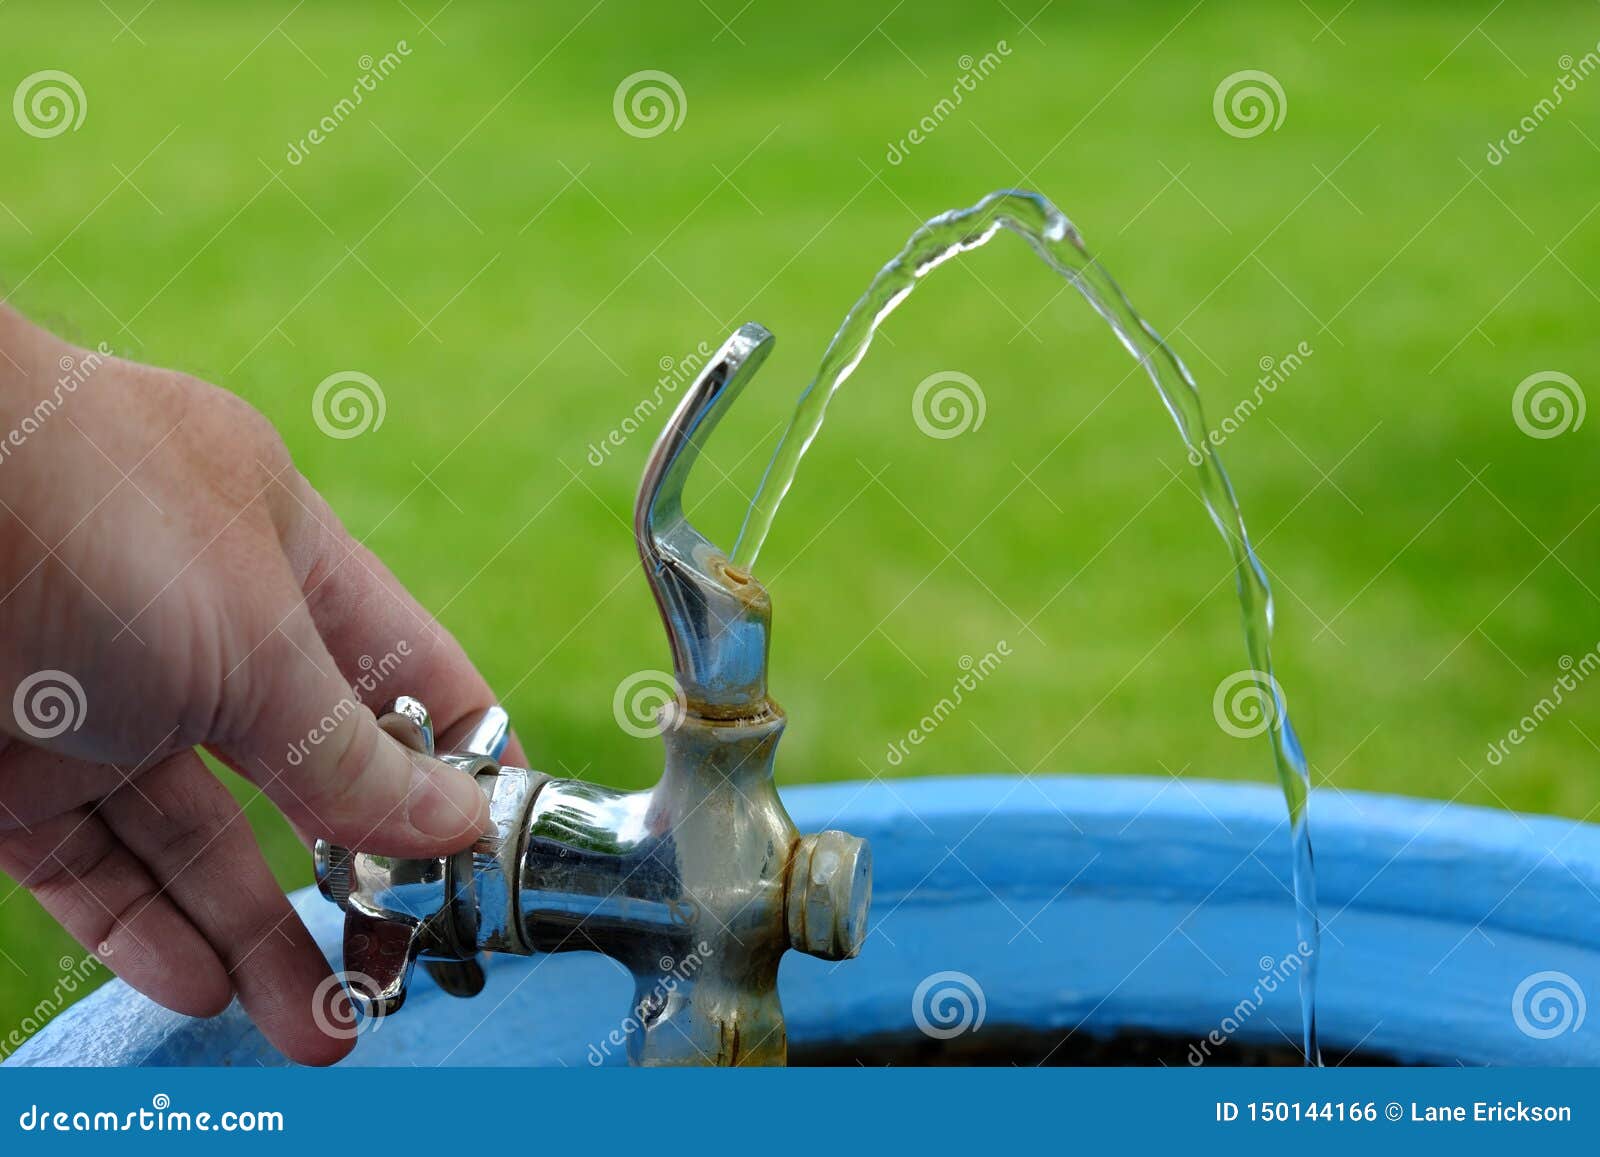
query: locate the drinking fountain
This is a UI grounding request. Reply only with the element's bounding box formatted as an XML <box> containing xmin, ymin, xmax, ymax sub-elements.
<box><xmin>310</xmin><ymin>323</ymin><xmax>872</xmax><ymax>1066</ymax></box>
<box><xmin>11</xmin><ymin>194</ymin><xmax>1600</xmax><ymax>1069</ymax></box>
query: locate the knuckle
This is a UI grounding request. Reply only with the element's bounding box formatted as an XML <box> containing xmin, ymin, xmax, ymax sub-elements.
<box><xmin>95</xmin><ymin>881</ymin><xmax>167</xmax><ymax>959</ymax></box>
<box><xmin>188</xmin><ymin>379</ymin><xmax>284</xmax><ymax>458</ymax></box>
<box><xmin>32</xmin><ymin>833</ymin><xmax>117</xmax><ymax>894</ymax></box>
<box><xmin>215</xmin><ymin>906</ymin><xmax>292</xmax><ymax>975</ymax></box>
<box><xmin>147</xmin><ymin>794</ymin><xmax>239</xmax><ymax>867</ymax></box>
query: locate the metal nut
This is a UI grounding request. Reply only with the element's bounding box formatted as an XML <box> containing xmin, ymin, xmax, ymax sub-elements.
<box><xmin>786</xmin><ymin>830</ymin><xmax>871</xmax><ymax>961</ymax></box>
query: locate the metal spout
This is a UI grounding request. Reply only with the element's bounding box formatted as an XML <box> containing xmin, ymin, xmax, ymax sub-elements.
<box><xmin>635</xmin><ymin>323</ymin><xmax>775</xmax><ymax>717</ymax></box>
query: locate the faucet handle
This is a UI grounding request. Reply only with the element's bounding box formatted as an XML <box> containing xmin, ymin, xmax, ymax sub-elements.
<box><xmin>312</xmin><ymin>842</ymin><xmax>420</xmax><ymax>1013</ymax></box>
<box><xmin>312</xmin><ymin>698</ymin><xmax>497</xmax><ymax>1017</ymax></box>
<box><xmin>635</xmin><ymin>324</ymin><xmax>776</xmax><ymax>717</ymax></box>
<box><xmin>339</xmin><ymin>907</ymin><xmax>423</xmax><ymax>1016</ymax></box>
<box><xmin>415</xmin><ymin>706</ymin><xmax>513</xmax><ymax>999</ymax></box>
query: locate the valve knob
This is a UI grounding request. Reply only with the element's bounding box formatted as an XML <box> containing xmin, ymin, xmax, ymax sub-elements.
<box><xmin>312</xmin><ymin>697</ymin><xmax>497</xmax><ymax>1019</ymax></box>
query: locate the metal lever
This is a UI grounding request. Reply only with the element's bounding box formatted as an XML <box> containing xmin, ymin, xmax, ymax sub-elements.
<box><xmin>419</xmin><ymin>707</ymin><xmax>511</xmax><ymax>998</ymax></box>
<box><xmin>313</xmin><ymin>698</ymin><xmax>505</xmax><ymax>1017</ymax></box>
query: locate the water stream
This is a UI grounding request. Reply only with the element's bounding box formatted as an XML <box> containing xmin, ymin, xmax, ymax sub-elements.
<box><xmin>731</xmin><ymin>189</ymin><xmax>1321</xmax><ymax>1065</ymax></box>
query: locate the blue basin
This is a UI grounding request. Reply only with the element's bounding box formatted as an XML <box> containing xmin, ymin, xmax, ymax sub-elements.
<box><xmin>8</xmin><ymin>776</ymin><xmax>1598</xmax><ymax>1066</ymax></box>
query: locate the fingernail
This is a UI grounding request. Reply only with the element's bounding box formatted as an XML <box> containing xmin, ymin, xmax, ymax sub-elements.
<box><xmin>405</xmin><ymin>753</ymin><xmax>490</xmax><ymax>842</ymax></box>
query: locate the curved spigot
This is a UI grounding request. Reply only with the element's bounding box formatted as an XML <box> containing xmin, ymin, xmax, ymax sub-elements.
<box><xmin>635</xmin><ymin>324</ymin><xmax>776</xmax><ymax>718</ymax></box>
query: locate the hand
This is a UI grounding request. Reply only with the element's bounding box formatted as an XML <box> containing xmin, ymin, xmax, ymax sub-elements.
<box><xmin>0</xmin><ymin>306</ymin><xmax>521</xmax><ymax>1064</ymax></box>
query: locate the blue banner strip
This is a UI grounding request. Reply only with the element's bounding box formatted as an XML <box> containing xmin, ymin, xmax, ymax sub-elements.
<box><xmin>2</xmin><ymin>1068</ymin><xmax>1595</xmax><ymax>1153</ymax></box>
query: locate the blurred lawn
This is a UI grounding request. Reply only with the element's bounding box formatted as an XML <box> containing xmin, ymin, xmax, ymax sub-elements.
<box><xmin>1</xmin><ymin>0</ymin><xmax>1597</xmax><ymax>1042</ymax></box>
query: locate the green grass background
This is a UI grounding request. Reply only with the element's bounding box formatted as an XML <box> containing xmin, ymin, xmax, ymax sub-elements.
<box><xmin>1</xmin><ymin>0</ymin><xmax>1596</xmax><ymax>1042</ymax></box>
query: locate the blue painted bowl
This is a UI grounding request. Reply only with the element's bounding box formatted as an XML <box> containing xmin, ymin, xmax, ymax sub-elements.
<box><xmin>9</xmin><ymin>776</ymin><xmax>1598</xmax><ymax>1066</ymax></box>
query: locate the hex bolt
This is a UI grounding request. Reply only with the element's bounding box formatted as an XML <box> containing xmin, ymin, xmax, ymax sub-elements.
<box><xmin>786</xmin><ymin>830</ymin><xmax>872</xmax><ymax>961</ymax></box>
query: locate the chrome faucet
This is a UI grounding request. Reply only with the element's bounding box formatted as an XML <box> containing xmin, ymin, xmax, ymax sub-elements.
<box><xmin>312</xmin><ymin>324</ymin><xmax>871</xmax><ymax>1066</ymax></box>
